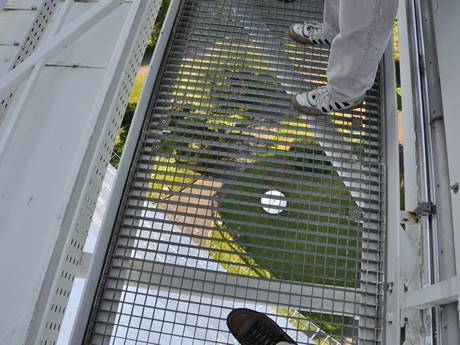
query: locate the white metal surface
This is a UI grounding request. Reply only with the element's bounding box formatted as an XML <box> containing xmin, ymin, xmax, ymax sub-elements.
<box><xmin>0</xmin><ymin>0</ymin><xmax>59</xmax><ymax>124</ymax></box>
<box><xmin>432</xmin><ymin>0</ymin><xmax>460</xmax><ymax>303</ymax></box>
<box><xmin>0</xmin><ymin>1</ymin><xmax>161</xmax><ymax>344</ymax></box>
<box><xmin>382</xmin><ymin>37</ymin><xmax>402</xmax><ymax>345</ymax></box>
<box><xmin>0</xmin><ymin>9</ymin><xmax>37</xmax><ymax>45</ymax></box>
<box><xmin>396</xmin><ymin>1</ymin><xmax>460</xmax><ymax>343</ymax></box>
<box><xmin>0</xmin><ymin>0</ymin><xmax>121</xmax><ymax>102</ymax></box>
<box><xmin>396</xmin><ymin>4</ymin><xmax>427</xmax><ymax>336</ymax></box>
<box><xmin>58</xmin><ymin>164</ymin><xmax>117</xmax><ymax>345</ymax></box>
<box><xmin>69</xmin><ymin>2</ymin><xmax>181</xmax><ymax>343</ymax></box>
<box><xmin>403</xmin><ymin>277</ymin><xmax>459</xmax><ymax>311</ymax></box>
<box><xmin>0</xmin><ymin>65</ymin><xmax>106</xmax><ymax>345</ymax></box>
<box><xmin>0</xmin><ymin>46</ymin><xmax>20</xmax><ymax>76</ymax></box>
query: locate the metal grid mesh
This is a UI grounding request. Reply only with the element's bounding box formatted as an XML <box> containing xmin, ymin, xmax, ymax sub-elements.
<box><xmin>86</xmin><ymin>0</ymin><xmax>385</xmax><ymax>344</ymax></box>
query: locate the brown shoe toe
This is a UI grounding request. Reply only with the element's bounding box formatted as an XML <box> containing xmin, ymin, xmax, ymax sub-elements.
<box><xmin>227</xmin><ymin>308</ymin><xmax>297</xmax><ymax>345</ymax></box>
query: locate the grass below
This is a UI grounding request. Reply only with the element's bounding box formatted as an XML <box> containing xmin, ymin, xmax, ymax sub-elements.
<box><xmin>209</xmin><ymin>143</ymin><xmax>362</xmax><ymax>340</ymax></box>
<box><xmin>217</xmin><ymin>144</ymin><xmax>362</xmax><ymax>288</ymax></box>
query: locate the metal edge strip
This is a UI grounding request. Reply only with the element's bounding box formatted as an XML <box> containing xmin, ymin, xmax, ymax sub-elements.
<box><xmin>382</xmin><ymin>34</ymin><xmax>402</xmax><ymax>344</ymax></box>
<box><xmin>68</xmin><ymin>1</ymin><xmax>183</xmax><ymax>343</ymax></box>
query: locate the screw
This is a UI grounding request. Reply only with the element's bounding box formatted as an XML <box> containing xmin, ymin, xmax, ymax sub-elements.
<box><xmin>451</xmin><ymin>183</ymin><xmax>459</xmax><ymax>194</ymax></box>
<box><xmin>387</xmin><ymin>282</ymin><xmax>394</xmax><ymax>293</ymax></box>
<box><xmin>387</xmin><ymin>312</ymin><xmax>394</xmax><ymax>324</ymax></box>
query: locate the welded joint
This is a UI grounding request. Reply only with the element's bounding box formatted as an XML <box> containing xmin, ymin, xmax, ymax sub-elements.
<box><xmin>400</xmin><ymin>202</ymin><xmax>435</xmax><ymax>224</ymax></box>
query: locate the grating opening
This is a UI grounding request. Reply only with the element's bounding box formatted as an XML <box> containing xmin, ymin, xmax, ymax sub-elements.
<box><xmin>86</xmin><ymin>0</ymin><xmax>385</xmax><ymax>344</ymax></box>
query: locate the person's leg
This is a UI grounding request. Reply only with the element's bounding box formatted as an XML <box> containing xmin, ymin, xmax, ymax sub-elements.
<box><xmin>323</xmin><ymin>0</ymin><xmax>340</xmax><ymax>39</ymax></box>
<box><xmin>327</xmin><ymin>0</ymin><xmax>399</xmax><ymax>101</ymax></box>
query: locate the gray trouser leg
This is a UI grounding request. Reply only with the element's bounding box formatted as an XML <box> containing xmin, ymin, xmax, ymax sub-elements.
<box><xmin>323</xmin><ymin>0</ymin><xmax>340</xmax><ymax>39</ymax></box>
<box><xmin>326</xmin><ymin>0</ymin><xmax>399</xmax><ymax>101</ymax></box>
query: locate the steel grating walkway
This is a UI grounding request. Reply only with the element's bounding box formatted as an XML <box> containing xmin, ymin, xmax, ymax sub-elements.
<box><xmin>86</xmin><ymin>0</ymin><xmax>386</xmax><ymax>344</ymax></box>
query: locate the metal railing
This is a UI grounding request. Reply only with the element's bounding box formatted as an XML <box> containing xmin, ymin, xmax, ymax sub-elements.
<box><xmin>399</xmin><ymin>0</ymin><xmax>459</xmax><ymax>344</ymax></box>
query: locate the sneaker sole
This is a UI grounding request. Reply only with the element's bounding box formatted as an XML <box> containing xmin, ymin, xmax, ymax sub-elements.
<box><xmin>292</xmin><ymin>95</ymin><xmax>324</xmax><ymax>115</ymax></box>
<box><xmin>292</xmin><ymin>95</ymin><xmax>366</xmax><ymax>115</ymax></box>
<box><xmin>288</xmin><ymin>25</ymin><xmax>313</xmax><ymax>44</ymax></box>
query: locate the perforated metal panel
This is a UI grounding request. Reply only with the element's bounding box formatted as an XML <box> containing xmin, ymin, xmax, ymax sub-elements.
<box><xmin>86</xmin><ymin>0</ymin><xmax>386</xmax><ymax>344</ymax></box>
<box><xmin>0</xmin><ymin>0</ymin><xmax>58</xmax><ymax>120</ymax></box>
<box><xmin>35</xmin><ymin>1</ymin><xmax>162</xmax><ymax>344</ymax></box>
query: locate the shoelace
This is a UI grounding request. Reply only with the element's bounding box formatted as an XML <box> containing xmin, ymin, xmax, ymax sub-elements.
<box><xmin>241</xmin><ymin>321</ymin><xmax>286</xmax><ymax>345</ymax></box>
<box><xmin>309</xmin><ymin>86</ymin><xmax>330</xmax><ymax>106</ymax></box>
<box><xmin>303</xmin><ymin>22</ymin><xmax>322</xmax><ymax>31</ymax></box>
<box><xmin>302</xmin><ymin>23</ymin><xmax>330</xmax><ymax>45</ymax></box>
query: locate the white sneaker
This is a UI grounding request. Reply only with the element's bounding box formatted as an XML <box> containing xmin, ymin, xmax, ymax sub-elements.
<box><xmin>288</xmin><ymin>23</ymin><xmax>331</xmax><ymax>45</ymax></box>
<box><xmin>292</xmin><ymin>86</ymin><xmax>365</xmax><ymax>115</ymax></box>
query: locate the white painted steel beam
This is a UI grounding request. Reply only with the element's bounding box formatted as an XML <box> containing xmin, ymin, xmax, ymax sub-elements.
<box><xmin>68</xmin><ymin>2</ymin><xmax>181</xmax><ymax>343</ymax></box>
<box><xmin>382</xmin><ymin>35</ymin><xmax>403</xmax><ymax>345</ymax></box>
<box><xmin>396</xmin><ymin>1</ymin><xmax>432</xmax><ymax>344</ymax></box>
<box><xmin>433</xmin><ymin>0</ymin><xmax>460</xmax><ymax>311</ymax></box>
<box><xmin>0</xmin><ymin>0</ymin><xmax>121</xmax><ymax>100</ymax></box>
<box><xmin>0</xmin><ymin>0</ymin><xmax>122</xmax><ymax>159</ymax></box>
<box><xmin>0</xmin><ymin>0</ymin><xmax>60</xmax><ymax>126</ymax></box>
<box><xmin>0</xmin><ymin>1</ymin><xmax>161</xmax><ymax>344</ymax></box>
<box><xmin>403</xmin><ymin>277</ymin><xmax>459</xmax><ymax>311</ymax></box>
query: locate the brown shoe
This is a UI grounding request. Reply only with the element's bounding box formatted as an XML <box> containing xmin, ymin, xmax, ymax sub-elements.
<box><xmin>227</xmin><ymin>308</ymin><xmax>297</xmax><ymax>345</ymax></box>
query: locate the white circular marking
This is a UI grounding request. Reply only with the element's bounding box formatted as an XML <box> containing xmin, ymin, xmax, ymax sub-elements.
<box><xmin>261</xmin><ymin>190</ymin><xmax>287</xmax><ymax>215</ymax></box>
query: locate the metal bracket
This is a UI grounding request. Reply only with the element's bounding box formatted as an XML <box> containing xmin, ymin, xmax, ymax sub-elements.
<box><xmin>401</xmin><ymin>202</ymin><xmax>435</xmax><ymax>224</ymax></box>
<box><xmin>402</xmin><ymin>276</ymin><xmax>460</xmax><ymax>321</ymax></box>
